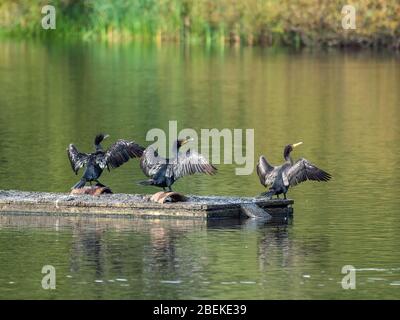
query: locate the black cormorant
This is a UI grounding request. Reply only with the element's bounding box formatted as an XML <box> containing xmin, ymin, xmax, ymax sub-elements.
<box><xmin>139</xmin><ymin>137</ymin><xmax>217</xmax><ymax>192</ymax></box>
<box><xmin>67</xmin><ymin>133</ymin><xmax>144</xmax><ymax>189</ymax></box>
<box><xmin>257</xmin><ymin>142</ymin><xmax>331</xmax><ymax>199</ymax></box>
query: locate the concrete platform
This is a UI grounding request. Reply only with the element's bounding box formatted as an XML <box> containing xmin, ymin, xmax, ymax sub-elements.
<box><xmin>0</xmin><ymin>190</ymin><xmax>294</xmax><ymax>220</ymax></box>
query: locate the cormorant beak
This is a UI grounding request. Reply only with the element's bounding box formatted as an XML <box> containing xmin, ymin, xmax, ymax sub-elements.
<box><xmin>292</xmin><ymin>142</ymin><xmax>303</xmax><ymax>148</ymax></box>
<box><xmin>104</xmin><ymin>134</ymin><xmax>110</xmax><ymax>140</ymax></box>
<box><xmin>182</xmin><ymin>137</ymin><xmax>194</xmax><ymax>145</ymax></box>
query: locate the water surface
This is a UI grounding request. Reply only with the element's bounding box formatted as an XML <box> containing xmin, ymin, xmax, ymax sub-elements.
<box><xmin>0</xmin><ymin>40</ymin><xmax>399</xmax><ymax>299</ymax></box>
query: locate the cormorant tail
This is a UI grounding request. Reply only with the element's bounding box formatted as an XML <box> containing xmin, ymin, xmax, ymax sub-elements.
<box><xmin>137</xmin><ymin>179</ymin><xmax>155</xmax><ymax>186</ymax></box>
<box><xmin>72</xmin><ymin>179</ymin><xmax>86</xmax><ymax>189</ymax></box>
<box><xmin>260</xmin><ymin>190</ymin><xmax>275</xmax><ymax>199</ymax></box>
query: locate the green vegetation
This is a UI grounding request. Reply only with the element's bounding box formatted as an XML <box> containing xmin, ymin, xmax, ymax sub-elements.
<box><xmin>0</xmin><ymin>0</ymin><xmax>399</xmax><ymax>48</ymax></box>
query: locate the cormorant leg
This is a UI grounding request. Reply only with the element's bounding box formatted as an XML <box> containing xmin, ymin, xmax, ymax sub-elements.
<box><xmin>95</xmin><ymin>180</ymin><xmax>106</xmax><ymax>187</ymax></box>
<box><xmin>89</xmin><ymin>181</ymin><xmax>92</xmax><ymax>186</ymax></box>
<box><xmin>162</xmin><ymin>187</ymin><xmax>166</xmax><ymax>192</ymax></box>
<box><xmin>276</xmin><ymin>194</ymin><xmax>280</xmax><ymax>199</ymax></box>
<box><xmin>168</xmin><ymin>186</ymin><xmax>173</xmax><ymax>192</ymax></box>
<box><xmin>283</xmin><ymin>193</ymin><xmax>287</xmax><ymax>199</ymax></box>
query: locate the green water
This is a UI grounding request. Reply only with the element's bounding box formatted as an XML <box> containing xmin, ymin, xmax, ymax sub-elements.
<box><xmin>0</xmin><ymin>40</ymin><xmax>399</xmax><ymax>299</ymax></box>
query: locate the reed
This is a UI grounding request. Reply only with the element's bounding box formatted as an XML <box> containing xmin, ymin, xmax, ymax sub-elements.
<box><xmin>0</xmin><ymin>0</ymin><xmax>399</xmax><ymax>49</ymax></box>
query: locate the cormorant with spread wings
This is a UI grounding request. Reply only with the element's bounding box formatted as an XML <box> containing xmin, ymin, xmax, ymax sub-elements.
<box><xmin>257</xmin><ymin>142</ymin><xmax>331</xmax><ymax>199</ymax></box>
<box><xmin>139</xmin><ymin>137</ymin><xmax>217</xmax><ymax>192</ymax></box>
<box><xmin>67</xmin><ymin>133</ymin><xmax>144</xmax><ymax>189</ymax></box>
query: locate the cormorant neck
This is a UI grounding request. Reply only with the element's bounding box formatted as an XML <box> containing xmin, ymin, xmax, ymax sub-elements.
<box><xmin>171</xmin><ymin>141</ymin><xmax>180</xmax><ymax>157</ymax></box>
<box><xmin>285</xmin><ymin>155</ymin><xmax>293</xmax><ymax>165</ymax></box>
<box><xmin>284</xmin><ymin>149</ymin><xmax>293</xmax><ymax>164</ymax></box>
<box><xmin>95</xmin><ymin>143</ymin><xmax>103</xmax><ymax>151</ymax></box>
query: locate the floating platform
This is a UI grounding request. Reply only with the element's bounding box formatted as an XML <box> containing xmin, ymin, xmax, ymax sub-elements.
<box><xmin>0</xmin><ymin>190</ymin><xmax>293</xmax><ymax>221</ymax></box>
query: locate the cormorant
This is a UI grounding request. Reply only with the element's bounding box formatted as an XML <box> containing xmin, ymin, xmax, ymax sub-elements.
<box><xmin>139</xmin><ymin>137</ymin><xmax>217</xmax><ymax>192</ymax></box>
<box><xmin>67</xmin><ymin>133</ymin><xmax>144</xmax><ymax>189</ymax></box>
<box><xmin>257</xmin><ymin>142</ymin><xmax>331</xmax><ymax>199</ymax></box>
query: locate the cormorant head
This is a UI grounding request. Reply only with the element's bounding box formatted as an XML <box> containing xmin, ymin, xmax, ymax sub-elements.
<box><xmin>176</xmin><ymin>137</ymin><xmax>194</xmax><ymax>149</ymax></box>
<box><xmin>284</xmin><ymin>142</ymin><xmax>303</xmax><ymax>160</ymax></box>
<box><xmin>94</xmin><ymin>133</ymin><xmax>109</xmax><ymax>149</ymax></box>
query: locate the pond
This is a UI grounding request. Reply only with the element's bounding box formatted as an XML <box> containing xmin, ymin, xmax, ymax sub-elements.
<box><xmin>0</xmin><ymin>40</ymin><xmax>399</xmax><ymax>299</ymax></box>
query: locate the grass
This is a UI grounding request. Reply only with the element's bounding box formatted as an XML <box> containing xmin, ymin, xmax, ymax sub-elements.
<box><xmin>0</xmin><ymin>0</ymin><xmax>399</xmax><ymax>49</ymax></box>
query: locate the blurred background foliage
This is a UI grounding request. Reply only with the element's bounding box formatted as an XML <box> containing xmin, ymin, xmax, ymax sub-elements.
<box><xmin>0</xmin><ymin>0</ymin><xmax>399</xmax><ymax>48</ymax></box>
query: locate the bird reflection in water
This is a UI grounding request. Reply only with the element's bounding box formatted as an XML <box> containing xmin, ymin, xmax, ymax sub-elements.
<box><xmin>145</xmin><ymin>226</ymin><xmax>179</xmax><ymax>272</ymax></box>
<box><xmin>257</xmin><ymin>226</ymin><xmax>291</xmax><ymax>272</ymax></box>
<box><xmin>69</xmin><ymin>224</ymin><xmax>107</xmax><ymax>279</ymax></box>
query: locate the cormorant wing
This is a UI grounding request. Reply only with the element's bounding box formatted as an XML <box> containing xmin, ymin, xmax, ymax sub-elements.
<box><xmin>103</xmin><ymin>139</ymin><xmax>145</xmax><ymax>169</ymax></box>
<box><xmin>67</xmin><ymin>144</ymin><xmax>89</xmax><ymax>175</ymax></box>
<box><xmin>256</xmin><ymin>155</ymin><xmax>277</xmax><ymax>187</ymax></box>
<box><xmin>140</xmin><ymin>146</ymin><xmax>166</xmax><ymax>177</ymax></box>
<box><xmin>286</xmin><ymin>158</ymin><xmax>332</xmax><ymax>187</ymax></box>
<box><xmin>168</xmin><ymin>150</ymin><xmax>217</xmax><ymax>179</ymax></box>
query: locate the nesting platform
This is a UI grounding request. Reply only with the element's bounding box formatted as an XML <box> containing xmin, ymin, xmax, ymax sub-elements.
<box><xmin>0</xmin><ymin>190</ymin><xmax>293</xmax><ymax>220</ymax></box>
